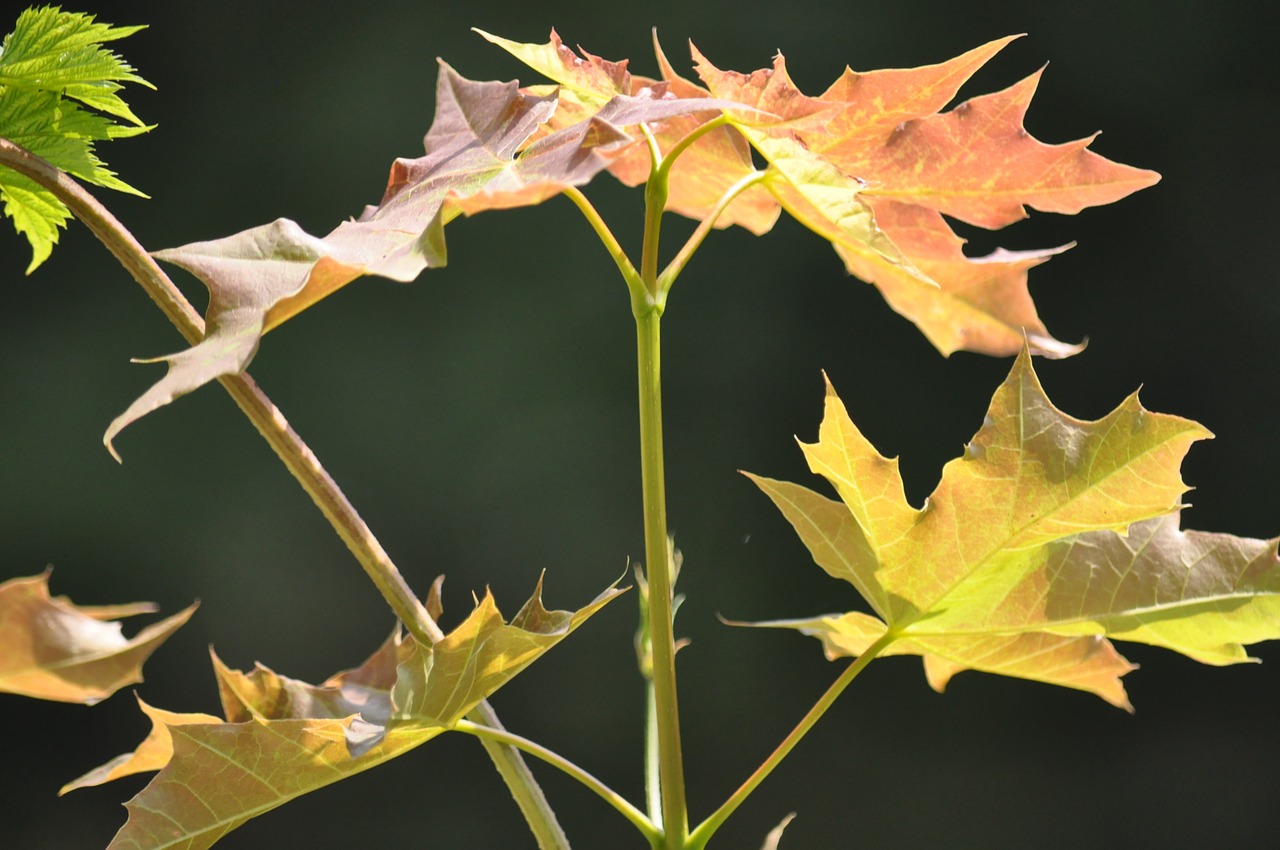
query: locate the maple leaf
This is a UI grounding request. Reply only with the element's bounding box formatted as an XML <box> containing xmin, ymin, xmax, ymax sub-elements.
<box><xmin>59</xmin><ymin>696</ymin><xmax>221</xmax><ymax>794</ymax></box>
<box><xmin>482</xmin><ymin>29</ymin><xmax>781</xmax><ymax>235</ymax></box>
<box><xmin>840</xmin><ymin>199</ymin><xmax>1077</xmax><ymax>357</ymax></box>
<box><xmin>685</xmin><ymin>38</ymin><xmax>1159</xmax><ymax>357</ymax></box>
<box><xmin>475</xmin><ymin>27</ymin><xmax>631</xmax><ymax>106</ymax></box>
<box><xmin>0</xmin><ymin>6</ymin><xmax>152</xmax><ymax>272</ymax></box>
<box><xmin>69</xmin><ymin>578</ymin><xmax>621</xmax><ymax>850</ymax></box>
<box><xmin>0</xmin><ymin>571</ymin><xmax>195</xmax><ymax>704</ymax></box>
<box><xmin>745</xmin><ymin>350</ymin><xmax>1280</xmax><ymax>709</ymax></box>
<box><xmin>489</xmin><ymin>32</ymin><xmax>1156</xmax><ymax>357</ymax></box>
<box><xmin>108</xmin><ymin>62</ymin><xmax>751</xmax><ymax>456</ymax></box>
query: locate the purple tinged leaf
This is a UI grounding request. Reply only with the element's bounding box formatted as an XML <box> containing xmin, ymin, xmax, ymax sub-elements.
<box><xmin>109</xmin><ymin>66</ymin><xmax>759</xmax><ymax>455</ymax></box>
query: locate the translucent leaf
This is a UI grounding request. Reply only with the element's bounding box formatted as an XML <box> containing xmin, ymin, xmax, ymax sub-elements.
<box><xmin>71</xmin><ymin>578</ymin><xmax>621</xmax><ymax>850</ymax></box>
<box><xmin>0</xmin><ymin>6</ymin><xmax>151</xmax><ymax>124</ymax></box>
<box><xmin>761</xmin><ymin>812</ymin><xmax>796</xmax><ymax>850</ymax></box>
<box><xmin>747</xmin><ymin>350</ymin><xmax>1278</xmax><ymax>707</ymax></box>
<box><xmin>59</xmin><ymin>697</ymin><xmax>220</xmax><ymax>793</ymax></box>
<box><xmin>687</xmin><ymin>39</ymin><xmax>1158</xmax><ymax>356</ymax></box>
<box><xmin>111</xmin><ymin>65</ymin><xmax>750</xmax><ymax>455</ymax></box>
<box><xmin>0</xmin><ymin>571</ymin><xmax>195</xmax><ymax>705</ymax></box>
<box><xmin>487</xmin><ymin>30</ymin><xmax>780</xmax><ymax>234</ymax></box>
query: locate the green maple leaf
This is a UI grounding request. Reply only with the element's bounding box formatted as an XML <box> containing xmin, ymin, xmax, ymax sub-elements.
<box><xmin>0</xmin><ymin>571</ymin><xmax>195</xmax><ymax>705</ymax></box>
<box><xmin>0</xmin><ymin>5</ymin><xmax>152</xmax><ymax>272</ymax></box>
<box><xmin>746</xmin><ymin>350</ymin><xmax>1280</xmax><ymax>709</ymax></box>
<box><xmin>65</xmin><ymin>578</ymin><xmax>621</xmax><ymax>850</ymax></box>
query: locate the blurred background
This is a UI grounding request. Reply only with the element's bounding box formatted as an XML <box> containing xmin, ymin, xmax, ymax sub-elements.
<box><xmin>3</xmin><ymin>1</ymin><xmax>1277</xmax><ymax>847</ymax></box>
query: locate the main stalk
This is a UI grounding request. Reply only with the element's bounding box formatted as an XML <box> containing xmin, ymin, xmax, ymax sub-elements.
<box><xmin>636</xmin><ymin>168</ymin><xmax>688</xmax><ymax>848</ymax></box>
<box><xmin>635</xmin><ymin>303</ymin><xmax>686</xmax><ymax>847</ymax></box>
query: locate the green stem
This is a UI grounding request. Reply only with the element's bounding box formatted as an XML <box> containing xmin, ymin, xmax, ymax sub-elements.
<box><xmin>640</xmin><ymin>190</ymin><xmax>668</xmax><ymax>303</ymax></box>
<box><xmin>657</xmin><ymin>170</ymin><xmax>767</xmax><ymax>295</ymax></box>
<box><xmin>562</xmin><ymin>187</ymin><xmax>643</xmax><ymax>294</ymax></box>
<box><xmin>634</xmin><ymin>124</ymin><xmax>689</xmax><ymax>847</ymax></box>
<box><xmin>466</xmin><ymin>701</ymin><xmax>572</xmax><ymax>849</ymax></box>
<box><xmin>635</xmin><ymin>304</ymin><xmax>686</xmax><ymax>848</ymax></box>
<box><xmin>455</xmin><ymin>719</ymin><xmax>661</xmax><ymax>845</ymax></box>
<box><xmin>652</xmin><ymin>115</ymin><xmax>730</xmax><ymax>186</ymax></box>
<box><xmin>0</xmin><ymin>136</ymin><xmax>570</xmax><ymax>850</ymax></box>
<box><xmin>686</xmin><ymin>631</ymin><xmax>898</xmax><ymax>849</ymax></box>
<box><xmin>633</xmin><ymin>567</ymin><xmax>664</xmax><ymax>828</ymax></box>
<box><xmin>562</xmin><ymin>160</ymin><xmax>681</xmax><ymax>845</ymax></box>
<box><xmin>566</xmin><ymin>167</ymin><xmax>682</xmax><ymax>847</ymax></box>
<box><xmin>627</xmin><ymin>116</ymin><xmax>749</xmax><ymax>849</ymax></box>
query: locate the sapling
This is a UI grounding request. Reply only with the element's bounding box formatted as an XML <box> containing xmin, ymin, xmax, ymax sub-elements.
<box><xmin>2</xmin><ymin>8</ymin><xmax>1277</xmax><ymax>850</ymax></box>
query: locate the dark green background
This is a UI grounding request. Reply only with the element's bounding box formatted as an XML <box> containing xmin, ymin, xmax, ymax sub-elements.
<box><xmin>3</xmin><ymin>1</ymin><xmax>1277</xmax><ymax>847</ymax></box>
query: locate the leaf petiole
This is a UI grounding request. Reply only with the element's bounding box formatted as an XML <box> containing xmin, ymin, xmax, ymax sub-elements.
<box><xmin>652</xmin><ymin>114</ymin><xmax>731</xmax><ymax>186</ymax></box>
<box><xmin>561</xmin><ymin>186</ymin><xmax>643</xmax><ymax>298</ymax></box>
<box><xmin>686</xmin><ymin>629</ymin><xmax>900</xmax><ymax>849</ymax></box>
<box><xmin>454</xmin><ymin>719</ymin><xmax>663</xmax><ymax>846</ymax></box>
<box><xmin>641</xmin><ymin>122</ymin><xmax>666</xmax><ymax>171</ymax></box>
<box><xmin>640</xmin><ymin>113</ymin><xmax>752</xmax><ymax>300</ymax></box>
<box><xmin>657</xmin><ymin>169</ymin><xmax>768</xmax><ymax>294</ymax></box>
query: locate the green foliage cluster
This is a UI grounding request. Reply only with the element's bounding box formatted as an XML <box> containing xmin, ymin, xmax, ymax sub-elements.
<box><xmin>0</xmin><ymin>5</ymin><xmax>150</xmax><ymax>272</ymax></box>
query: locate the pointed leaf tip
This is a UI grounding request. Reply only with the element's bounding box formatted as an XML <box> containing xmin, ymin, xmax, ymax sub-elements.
<box><xmin>0</xmin><ymin>572</ymin><xmax>196</xmax><ymax>704</ymax></box>
<box><xmin>0</xmin><ymin>8</ymin><xmax>154</xmax><ymax>271</ymax></box>
<box><xmin>761</xmin><ymin>813</ymin><xmax>797</xmax><ymax>850</ymax></box>
<box><xmin>475</xmin><ymin>28</ymin><xmax>631</xmax><ymax>100</ymax></box>
<box><xmin>690</xmin><ymin>39</ymin><xmax>1157</xmax><ymax>357</ymax></box>
<box><xmin>99</xmin><ymin>580</ymin><xmax>621</xmax><ymax>848</ymax></box>
<box><xmin>115</xmin><ymin>61</ymin><xmax>771</xmax><ymax>438</ymax></box>
<box><xmin>60</xmin><ymin>696</ymin><xmax>221</xmax><ymax>794</ymax></box>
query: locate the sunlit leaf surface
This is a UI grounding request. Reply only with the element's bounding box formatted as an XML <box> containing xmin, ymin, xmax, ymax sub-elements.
<box><xmin>0</xmin><ymin>572</ymin><xmax>194</xmax><ymax>704</ymax></box>
<box><xmin>690</xmin><ymin>39</ymin><xmax>1157</xmax><ymax>357</ymax></box>
<box><xmin>747</xmin><ymin>351</ymin><xmax>1279</xmax><ymax>708</ymax></box>
<box><xmin>0</xmin><ymin>6</ymin><xmax>151</xmax><ymax>271</ymax></box>
<box><xmin>108</xmin><ymin>32</ymin><xmax>1160</xmax><ymax>449</ymax></box>
<box><xmin>67</xmin><ymin>578</ymin><xmax>620</xmax><ymax>850</ymax></box>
